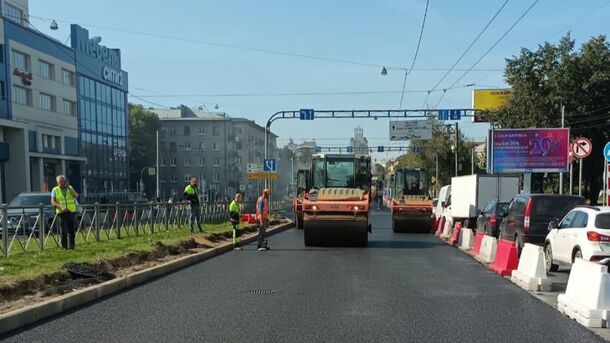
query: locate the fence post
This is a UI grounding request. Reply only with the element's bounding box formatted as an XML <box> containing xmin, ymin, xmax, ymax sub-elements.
<box><xmin>164</xmin><ymin>203</ymin><xmax>169</xmax><ymax>231</ymax></box>
<box><xmin>150</xmin><ymin>202</ymin><xmax>155</xmax><ymax>234</ymax></box>
<box><xmin>115</xmin><ymin>202</ymin><xmax>121</xmax><ymax>239</ymax></box>
<box><xmin>39</xmin><ymin>203</ymin><xmax>45</xmax><ymax>250</ymax></box>
<box><xmin>134</xmin><ymin>202</ymin><xmax>139</xmax><ymax>236</ymax></box>
<box><xmin>2</xmin><ymin>204</ymin><xmax>8</xmax><ymax>257</ymax></box>
<box><xmin>94</xmin><ymin>202</ymin><xmax>100</xmax><ymax>241</ymax></box>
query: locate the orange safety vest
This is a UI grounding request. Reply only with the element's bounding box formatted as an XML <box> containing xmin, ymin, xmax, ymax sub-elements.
<box><xmin>256</xmin><ymin>196</ymin><xmax>268</xmax><ymax>220</ymax></box>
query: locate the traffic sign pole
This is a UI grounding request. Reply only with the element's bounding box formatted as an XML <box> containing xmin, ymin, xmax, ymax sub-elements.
<box><xmin>579</xmin><ymin>158</ymin><xmax>583</xmax><ymax>196</ymax></box>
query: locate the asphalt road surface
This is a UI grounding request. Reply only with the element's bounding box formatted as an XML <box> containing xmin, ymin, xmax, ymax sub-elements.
<box><xmin>2</xmin><ymin>210</ymin><xmax>605</xmax><ymax>342</ymax></box>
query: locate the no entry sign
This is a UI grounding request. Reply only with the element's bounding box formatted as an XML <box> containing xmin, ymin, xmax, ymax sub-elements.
<box><xmin>572</xmin><ymin>137</ymin><xmax>592</xmax><ymax>159</ymax></box>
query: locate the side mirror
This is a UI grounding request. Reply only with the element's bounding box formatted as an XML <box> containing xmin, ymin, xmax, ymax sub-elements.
<box><xmin>441</xmin><ymin>201</ymin><xmax>446</xmax><ymax>208</ymax></box>
<box><xmin>548</xmin><ymin>220</ymin><xmax>559</xmax><ymax>231</ymax></box>
<box><xmin>497</xmin><ymin>209</ymin><xmax>507</xmax><ymax>217</ymax></box>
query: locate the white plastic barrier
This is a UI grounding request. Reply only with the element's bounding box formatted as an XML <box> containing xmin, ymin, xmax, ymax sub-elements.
<box><xmin>476</xmin><ymin>235</ymin><xmax>497</xmax><ymax>264</ymax></box>
<box><xmin>440</xmin><ymin>220</ymin><xmax>452</xmax><ymax>239</ymax></box>
<box><xmin>458</xmin><ymin>228</ymin><xmax>474</xmax><ymax>251</ymax></box>
<box><xmin>511</xmin><ymin>243</ymin><xmax>550</xmax><ymax>291</ymax></box>
<box><xmin>558</xmin><ymin>259</ymin><xmax>610</xmax><ymax>328</ymax></box>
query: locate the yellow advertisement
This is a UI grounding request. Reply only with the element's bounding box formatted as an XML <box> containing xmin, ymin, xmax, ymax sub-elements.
<box><xmin>472</xmin><ymin>89</ymin><xmax>511</xmax><ymax>111</ymax></box>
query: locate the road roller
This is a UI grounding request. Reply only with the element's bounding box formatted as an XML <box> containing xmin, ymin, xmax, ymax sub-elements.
<box><xmin>292</xmin><ymin>169</ymin><xmax>310</xmax><ymax>230</ymax></box>
<box><xmin>302</xmin><ymin>154</ymin><xmax>372</xmax><ymax>247</ymax></box>
<box><xmin>390</xmin><ymin>168</ymin><xmax>433</xmax><ymax>233</ymax></box>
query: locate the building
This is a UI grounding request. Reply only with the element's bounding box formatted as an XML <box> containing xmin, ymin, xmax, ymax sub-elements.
<box><xmin>277</xmin><ymin>139</ymin><xmax>316</xmax><ymax>196</ymax></box>
<box><xmin>350</xmin><ymin>127</ymin><xmax>369</xmax><ymax>155</ymax></box>
<box><xmin>153</xmin><ymin>106</ymin><xmax>276</xmax><ymax>201</ymax></box>
<box><xmin>0</xmin><ymin>1</ymin><xmax>129</xmax><ymax>203</ymax></box>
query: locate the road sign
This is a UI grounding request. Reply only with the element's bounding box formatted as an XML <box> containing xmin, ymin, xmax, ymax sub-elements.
<box><xmin>572</xmin><ymin>137</ymin><xmax>592</xmax><ymax>159</ymax></box>
<box><xmin>148</xmin><ymin>168</ymin><xmax>156</xmax><ymax>176</ymax></box>
<box><xmin>438</xmin><ymin>110</ymin><xmax>449</xmax><ymax>121</ymax></box>
<box><xmin>412</xmin><ymin>147</ymin><xmax>421</xmax><ymax>153</ymax></box>
<box><xmin>377</xmin><ymin>146</ymin><xmax>384</xmax><ymax>152</ymax></box>
<box><xmin>315</xmin><ymin>146</ymin><xmax>322</xmax><ymax>153</ymax></box>
<box><xmin>390</xmin><ymin>120</ymin><xmax>432</xmax><ymax>141</ymax></box>
<box><xmin>449</xmin><ymin>109</ymin><xmax>461</xmax><ymax>120</ymax></box>
<box><xmin>247</xmin><ymin>163</ymin><xmax>262</xmax><ymax>173</ymax></box>
<box><xmin>247</xmin><ymin>172</ymin><xmax>278</xmax><ymax>180</ymax></box>
<box><xmin>299</xmin><ymin>109</ymin><xmax>314</xmax><ymax>120</ymax></box>
<box><xmin>263</xmin><ymin>159</ymin><xmax>276</xmax><ymax>172</ymax></box>
<box><xmin>604</xmin><ymin>142</ymin><xmax>610</xmax><ymax>162</ymax></box>
<box><xmin>346</xmin><ymin>146</ymin><xmax>353</xmax><ymax>153</ymax></box>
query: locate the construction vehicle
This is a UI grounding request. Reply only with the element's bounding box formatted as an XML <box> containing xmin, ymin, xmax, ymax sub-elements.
<box><xmin>292</xmin><ymin>169</ymin><xmax>311</xmax><ymax>230</ymax></box>
<box><xmin>390</xmin><ymin>168</ymin><xmax>433</xmax><ymax>233</ymax></box>
<box><xmin>302</xmin><ymin>154</ymin><xmax>372</xmax><ymax>246</ymax></box>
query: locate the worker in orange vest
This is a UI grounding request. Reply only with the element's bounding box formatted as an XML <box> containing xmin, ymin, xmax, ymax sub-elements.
<box><xmin>256</xmin><ymin>188</ymin><xmax>270</xmax><ymax>251</ymax></box>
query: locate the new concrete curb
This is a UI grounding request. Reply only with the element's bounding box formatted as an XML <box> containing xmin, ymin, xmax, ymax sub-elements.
<box><xmin>0</xmin><ymin>221</ymin><xmax>294</xmax><ymax>335</ymax></box>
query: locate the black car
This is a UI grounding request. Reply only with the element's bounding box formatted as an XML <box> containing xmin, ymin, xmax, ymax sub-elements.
<box><xmin>499</xmin><ymin>194</ymin><xmax>585</xmax><ymax>252</ymax></box>
<box><xmin>476</xmin><ymin>200</ymin><xmax>509</xmax><ymax>238</ymax></box>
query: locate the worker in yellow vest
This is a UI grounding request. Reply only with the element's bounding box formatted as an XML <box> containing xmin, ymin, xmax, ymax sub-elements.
<box><xmin>229</xmin><ymin>193</ymin><xmax>243</xmax><ymax>250</ymax></box>
<box><xmin>50</xmin><ymin>175</ymin><xmax>79</xmax><ymax>250</ymax></box>
<box><xmin>183</xmin><ymin>177</ymin><xmax>203</xmax><ymax>234</ymax></box>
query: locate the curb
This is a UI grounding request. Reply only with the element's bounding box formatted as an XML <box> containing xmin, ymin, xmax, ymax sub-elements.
<box><xmin>0</xmin><ymin>221</ymin><xmax>294</xmax><ymax>335</ymax></box>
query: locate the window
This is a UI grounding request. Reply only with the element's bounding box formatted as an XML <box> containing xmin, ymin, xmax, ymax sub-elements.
<box><xmin>3</xmin><ymin>3</ymin><xmax>23</xmax><ymax>24</ymax></box>
<box><xmin>160</xmin><ymin>158</ymin><xmax>166</xmax><ymax>166</ymax></box>
<box><xmin>0</xmin><ymin>81</ymin><xmax>4</xmax><ymax>100</ymax></box>
<box><xmin>213</xmin><ymin>158</ymin><xmax>220</xmax><ymax>166</ymax></box>
<box><xmin>198</xmin><ymin>141</ymin><xmax>204</xmax><ymax>150</ymax></box>
<box><xmin>12</xmin><ymin>85</ymin><xmax>31</xmax><ymax>105</ymax></box>
<box><xmin>212</xmin><ymin>126</ymin><xmax>220</xmax><ymax>136</ymax></box>
<box><xmin>184</xmin><ymin>175</ymin><xmax>191</xmax><ymax>182</ymax></box>
<box><xmin>42</xmin><ymin>134</ymin><xmax>61</xmax><ymax>152</ymax></box>
<box><xmin>61</xmin><ymin>69</ymin><xmax>75</xmax><ymax>86</ymax></box>
<box><xmin>184</xmin><ymin>126</ymin><xmax>190</xmax><ymax>136</ymax></box>
<box><xmin>199</xmin><ymin>157</ymin><xmax>205</xmax><ymax>166</ymax></box>
<box><xmin>159</xmin><ymin>142</ymin><xmax>165</xmax><ymax>151</ymax></box>
<box><xmin>169</xmin><ymin>157</ymin><xmax>177</xmax><ymax>166</ymax></box>
<box><xmin>184</xmin><ymin>141</ymin><xmax>191</xmax><ymax>151</ymax></box>
<box><xmin>169</xmin><ymin>127</ymin><xmax>176</xmax><ymax>136</ymax></box>
<box><xmin>170</xmin><ymin>142</ymin><xmax>177</xmax><ymax>152</ymax></box>
<box><xmin>236</xmin><ymin>127</ymin><xmax>242</xmax><ymax>135</ymax></box>
<box><xmin>213</xmin><ymin>173</ymin><xmax>220</xmax><ymax>182</ymax></box>
<box><xmin>62</xmin><ymin>99</ymin><xmax>76</xmax><ymax>116</ymax></box>
<box><xmin>560</xmin><ymin>211</ymin><xmax>577</xmax><ymax>229</ymax></box>
<box><xmin>170</xmin><ymin>174</ymin><xmax>177</xmax><ymax>182</ymax></box>
<box><xmin>40</xmin><ymin>93</ymin><xmax>56</xmax><ymax>111</ymax></box>
<box><xmin>198</xmin><ymin>127</ymin><xmax>205</xmax><ymax>135</ymax></box>
<box><xmin>38</xmin><ymin>60</ymin><xmax>54</xmax><ymax>79</ymax></box>
<box><xmin>213</xmin><ymin>142</ymin><xmax>219</xmax><ymax>151</ymax></box>
<box><xmin>184</xmin><ymin>158</ymin><xmax>191</xmax><ymax>166</ymax></box>
<box><xmin>11</xmin><ymin>50</ymin><xmax>28</xmax><ymax>70</ymax></box>
<box><xmin>572</xmin><ymin>212</ymin><xmax>588</xmax><ymax>228</ymax></box>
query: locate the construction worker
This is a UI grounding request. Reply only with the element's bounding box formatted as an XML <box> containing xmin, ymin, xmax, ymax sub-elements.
<box><xmin>256</xmin><ymin>188</ymin><xmax>270</xmax><ymax>251</ymax></box>
<box><xmin>229</xmin><ymin>193</ymin><xmax>243</xmax><ymax>250</ymax></box>
<box><xmin>50</xmin><ymin>175</ymin><xmax>79</xmax><ymax>250</ymax></box>
<box><xmin>183</xmin><ymin>177</ymin><xmax>203</xmax><ymax>234</ymax></box>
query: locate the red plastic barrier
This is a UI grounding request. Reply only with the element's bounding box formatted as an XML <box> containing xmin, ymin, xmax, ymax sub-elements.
<box><xmin>489</xmin><ymin>239</ymin><xmax>519</xmax><ymax>276</ymax></box>
<box><xmin>468</xmin><ymin>231</ymin><xmax>485</xmax><ymax>256</ymax></box>
<box><xmin>434</xmin><ymin>217</ymin><xmax>445</xmax><ymax>237</ymax></box>
<box><xmin>241</xmin><ymin>214</ymin><xmax>258</xmax><ymax>224</ymax></box>
<box><xmin>448</xmin><ymin>222</ymin><xmax>462</xmax><ymax>246</ymax></box>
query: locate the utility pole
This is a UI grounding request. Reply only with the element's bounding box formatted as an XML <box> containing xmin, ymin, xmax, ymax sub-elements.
<box><xmin>559</xmin><ymin>105</ymin><xmax>565</xmax><ymax>194</ymax></box>
<box><xmin>471</xmin><ymin>147</ymin><xmax>474</xmax><ymax>175</ymax></box>
<box><xmin>156</xmin><ymin>130</ymin><xmax>160</xmax><ymax>201</ymax></box>
<box><xmin>454</xmin><ymin>122</ymin><xmax>459</xmax><ymax>177</ymax></box>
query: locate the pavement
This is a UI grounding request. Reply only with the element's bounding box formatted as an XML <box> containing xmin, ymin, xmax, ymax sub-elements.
<box><xmin>1</xmin><ymin>209</ymin><xmax>606</xmax><ymax>342</ymax></box>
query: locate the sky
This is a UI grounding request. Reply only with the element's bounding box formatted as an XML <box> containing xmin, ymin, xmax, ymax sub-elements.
<box><xmin>29</xmin><ymin>0</ymin><xmax>610</xmax><ymax>162</ymax></box>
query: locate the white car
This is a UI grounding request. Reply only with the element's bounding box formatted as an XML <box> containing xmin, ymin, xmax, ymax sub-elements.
<box><xmin>544</xmin><ymin>206</ymin><xmax>610</xmax><ymax>272</ymax></box>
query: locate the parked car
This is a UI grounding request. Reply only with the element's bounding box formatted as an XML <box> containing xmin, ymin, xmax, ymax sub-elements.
<box><xmin>476</xmin><ymin>200</ymin><xmax>509</xmax><ymax>238</ymax></box>
<box><xmin>5</xmin><ymin>192</ymin><xmax>56</xmax><ymax>235</ymax></box>
<box><xmin>499</xmin><ymin>194</ymin><xmax>585</xmax><ymax>253</ymax></box>
<box><xmin>545</xmin><ymin>206</ymin><xmax>610</xmax><ymax>272</ymax></box>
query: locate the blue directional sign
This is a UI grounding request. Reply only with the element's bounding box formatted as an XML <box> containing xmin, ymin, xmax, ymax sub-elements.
<box><xmin>315</xmin><ymin>146</ymin><xmax>322</xmax><ymax>153</ymax></box>
<box><xmin>604</xmin><ymin>142</ymin><xmax>610</xmax><ymax>162</ymax></box>
<box><xmin>263</xmin><ymin>159</ymin><xmax>276</xmax><ymax>172</ymax></box>
<box><xmin>346</xmin><ymin>146</ymin><xmax>353</xmax><ymax>153</ymax></box>
<box><xmin>412</xmin><ymin>147</ymin><xmax>421</xmax><ymax>153</ymax></box>
<box><xmin>438</xmin><ymin>110</ymin><xmax>449</xmax><ymax>121</ymax></box>
<box><xmin>449</xmin><ymin>109</ymin><xmax>462</xmax><ymax>120</ymax></box>
<box><xmin>377</xmin><ymin>146</ymin><xmax>384</xmax><ymax>152</ymax></box>
<box><xmin>299</xmin><ymin>109</ymin><xmax>315</xmax><ymax>120</ymax></box>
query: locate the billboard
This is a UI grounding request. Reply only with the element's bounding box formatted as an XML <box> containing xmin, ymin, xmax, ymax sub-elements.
<box><xmin>490</xmin><ymin>128</ymin><xmax>570</xmax><ymax>173</ymax></box>
<box><xmin>389</xmin><ymin>120</ymin><xmax>432</xmax><ymax>141</ymax></box>
<box><xmin>472</xmin><ymin>89</ymin><xmax>512</xmax><ymax>122</ymax></box>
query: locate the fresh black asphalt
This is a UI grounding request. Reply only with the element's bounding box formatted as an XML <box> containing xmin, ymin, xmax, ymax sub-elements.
<box><xmin>2</xmin><ymin>210</ymin><xmax>605</xmax><ymax>342</ymax></box>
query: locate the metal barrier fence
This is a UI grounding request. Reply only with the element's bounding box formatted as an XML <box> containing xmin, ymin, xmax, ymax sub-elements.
<box><xmin>0</xmin><ymin>200</ymin><xmax>289</xmax><ymax>258</ymax></box>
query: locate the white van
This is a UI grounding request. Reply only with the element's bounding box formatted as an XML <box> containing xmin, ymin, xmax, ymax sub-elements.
<box><xmin>433</xmin><ymin>185</ymin><xmax>451</xmax><ymax>231</ymax></box>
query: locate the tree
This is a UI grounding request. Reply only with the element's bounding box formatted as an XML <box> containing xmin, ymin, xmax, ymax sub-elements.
<box><xmin>128</xmin><ymin>104</ymin><xmax>161</xmax><ymax>198</ymax></box>
<box><xmin>490</xmin><ymin>35</ymin><xmax>610</xmax><ymax>203</ymax></box>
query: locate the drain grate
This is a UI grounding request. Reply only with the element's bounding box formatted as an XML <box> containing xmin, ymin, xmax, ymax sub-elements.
<box><xmin>246</xmin><ymin>289</ymin><xmax>279</xmax><ymax>295</ymax></box>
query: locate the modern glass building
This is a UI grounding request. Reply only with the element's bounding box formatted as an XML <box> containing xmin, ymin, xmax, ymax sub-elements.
<box><xmin>71</xmin><ymin>24</ymin><xmax>129</xmax><ymax>194</ymax></box>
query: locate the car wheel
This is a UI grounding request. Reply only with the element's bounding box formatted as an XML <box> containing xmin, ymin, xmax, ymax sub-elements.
<box><xmin>545</xmin><ymin>243</ymin><xmax>559</xmax><ymax>272</ymax></box>
<box><xmin>573</xmin><ymin>248</ymin><xmax>583</xmax><ymax>263</ymax></box>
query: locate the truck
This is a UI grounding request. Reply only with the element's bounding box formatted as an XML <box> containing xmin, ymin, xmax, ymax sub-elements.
<box><xmin>292</xmin><ymin>169</ymin><xmax>311</xmax><ymax>230</ymax></box>
<box><xmin>301</xmin><ymin>154</ymin><xmax>372</xmax><ymax>246</ymax></box>
<box><xmin>390</xmin><ymin>168</ymin><xmax>434</xmax><ymax>233</ymax></box>
<box><xmin>447</xmin><ymin>174</ymin><xmax>520</xmax><ymax>230</ymax></box>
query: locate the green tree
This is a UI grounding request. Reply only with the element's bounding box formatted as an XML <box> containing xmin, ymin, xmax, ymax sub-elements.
<box><xmin>489</xmin><ymin>35</ymin><xmax>610</xmax><ymax>203</ymax></box>
<box><xmin>128</xmin><ymin>104</ymin><xmax>161</xmax><ymax>198</ymax></box>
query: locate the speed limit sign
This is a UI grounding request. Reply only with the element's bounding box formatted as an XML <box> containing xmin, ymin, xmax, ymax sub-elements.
<box><xmin>572</xmin><ymin>137</ymin><xmax>592</xmax><ymax>159</ymax></box>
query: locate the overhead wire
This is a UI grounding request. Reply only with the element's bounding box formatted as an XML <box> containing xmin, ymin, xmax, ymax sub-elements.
<box><xmin>422</xmin><ymin>0</ymin><xmax>510</xmax><ymax>107</ymax></box>
<box><xmin>434</xmin><ymin>0</ymin><xmax>541</xmax><ymax>108</ymax></box>
<box><xmin>399</xmin><ymin>0</ymin><xmax>431</xmax><ymax>109</ymax></box>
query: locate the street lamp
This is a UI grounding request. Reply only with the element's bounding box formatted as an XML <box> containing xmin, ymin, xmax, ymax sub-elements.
<box><xmin>381</xmin><ymin>67</ymin><xmax>388</xmax><ymax>76</ymax></box>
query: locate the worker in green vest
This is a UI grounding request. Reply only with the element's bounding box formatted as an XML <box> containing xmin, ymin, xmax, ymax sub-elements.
<box><xmin>183</xmin><ymin>177</ymin><xmax>203</xmax><ymax>234</ymax></box>
<box><xmin>50</xmin><ymin>175</ymin><xmax>79</xmax><ymax>250</ymax></box>
<box><xmin>229</xmin><ymin>193</ymin><xmax>243</xmax><ymax>250</ymax></box>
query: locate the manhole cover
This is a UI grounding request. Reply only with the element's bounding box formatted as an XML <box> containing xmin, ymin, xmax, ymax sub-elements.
<box><xmin>246</xmin><ymin>289</ymin><xmax>279</xmax><ymax>295</ymax></box>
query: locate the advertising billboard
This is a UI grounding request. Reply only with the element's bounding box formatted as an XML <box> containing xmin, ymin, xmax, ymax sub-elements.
<box><xmin>490</xmin><ymin>128</ymin><xmax>570</xmax><ymax>173</ymax></box>
<box><xmin>472</xmin><ymin>88</ymin><xmax>512</xmax><ymax>122</ymax></box>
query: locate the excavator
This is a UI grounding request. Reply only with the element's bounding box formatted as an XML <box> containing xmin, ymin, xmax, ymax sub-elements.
<box><xmin>292</xmin><ymin>169</ymin><xmax>310</xmax><ymax>230</ymax></box>
<box><xmin>390</xmin><ymin>168</ymin><xmax>433</xmax><ymax>233</ymax></box>
<box><xmin>301</xmin><ymin>153</ymin><xmax>372</xmax><ymax>246</ymax></box>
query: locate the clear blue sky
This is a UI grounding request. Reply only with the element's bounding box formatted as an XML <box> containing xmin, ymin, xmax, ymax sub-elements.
<box><xmin>30</xmin><ymin>0</ymin><xmax>610</xmax><ymax>161</ymax></box>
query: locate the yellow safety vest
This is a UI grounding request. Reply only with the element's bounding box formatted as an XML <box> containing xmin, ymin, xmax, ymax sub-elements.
<box><xmin>52</xmin><ymin>186</ymin><xmax>77</xmax><ymax>214</ymax></box>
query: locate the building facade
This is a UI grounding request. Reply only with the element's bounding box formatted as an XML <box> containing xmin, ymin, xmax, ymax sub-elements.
<box><xmin>350</xmin><ymin>127</ymin><xmax>369</xmax><ymax>155</ymax></box>
<box><xmin>153</xmin><ymin>106</ymin><xmax>276</xmax><ymax>201</ymax></box>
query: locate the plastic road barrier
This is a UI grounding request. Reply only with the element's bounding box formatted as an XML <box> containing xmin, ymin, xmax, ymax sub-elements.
<box><xmin>434</xmin><ymin>217</ymin><xmax>445</xmax><ymax>237</ymax></box>
<box><xmin>489</xmin><ymin>239</ymin><xmax>519</xmax><ymax>276</ymax></box>
<box><xmin>476</xmin><ymin>235</ymin><xmax>497</xmax><ymax>264</ymax></box>
<box><xmin>448</xmin><ymin>222</ymin><xmax>462</xmax><ymax>246</ymax></box>
<box><xmin>558</xmin><ymin>259</ymin><xmax>610</xmax><ymax>328</ymax></box>
<box><xmin>511</xmin><ymin>243</ymin><xmax>550</xmax><ymax>291</ymax></box>
<box><xmin>468</xmin><ymin>231</ymin><xmax>485</xmax><ymax>257</ymax></box>
<box><xmin>458</xmin><ymin>228</ymin><xmax>474</xmax><ymax>252</ymax></box>
<box><xmin>440</xmin><ymin>220</ymin><xmax>452</xmax><ymax>239</ymax></box>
